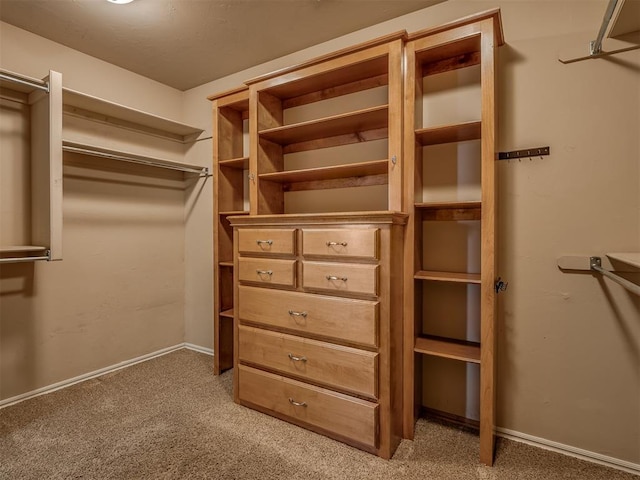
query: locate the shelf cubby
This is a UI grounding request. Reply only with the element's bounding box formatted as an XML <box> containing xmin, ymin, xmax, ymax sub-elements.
<box><xmin>415</xmin><ymin>335</ymin><xmax>480</xmax><ymax>364</ymax></box>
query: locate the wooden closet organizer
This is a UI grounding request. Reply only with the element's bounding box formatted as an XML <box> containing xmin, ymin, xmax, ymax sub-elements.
<box><xmin>209</xmin><ymin>9</ymin><xmax>503</xmax><ymax>465</ymax></box>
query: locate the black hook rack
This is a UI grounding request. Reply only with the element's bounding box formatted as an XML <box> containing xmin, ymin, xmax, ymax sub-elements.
<box><xmin>498</xmin><ymin>146</ymin><xmax>550</xmax><ymax>161</ymax></box>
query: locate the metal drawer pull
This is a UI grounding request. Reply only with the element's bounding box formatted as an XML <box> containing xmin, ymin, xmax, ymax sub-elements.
<box><xmin>326</xmin><ymin>275</ymin><xmax>347</xmax><ymax>281</ymax></box>
<box><xmin>288</xmin><ymin>310</ymin><xmax>307</xmax><ymax>318</ymax></box>
<box><xmin>288</xmin><ymin>398</ymin><xmax>307</xmax><ymax>407</ymax></box>
<box><xmin>326</xmin><ymin>241</ymin><xmax>347</xmax><ymax>247</ymax></box>
<box><xmin>288</xmin><ymin>353</ymin><xmax>307</xmax><ymax>362</ymax></box>
<box><xmin>256</xmin><ymin>239</ymin><xmax>273</xmax><ymax>246</ymax></box>
<box><xmin>256</xmin><ymin>269</ymin><xmax>273</xmax><ymax>276</ymax></box>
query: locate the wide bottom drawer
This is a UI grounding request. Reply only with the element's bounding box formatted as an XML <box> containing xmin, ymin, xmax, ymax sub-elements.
<box><xmin>238</xmin><ymin>364</ymin><xmax>378</xmax><ymax>449</ymax></box>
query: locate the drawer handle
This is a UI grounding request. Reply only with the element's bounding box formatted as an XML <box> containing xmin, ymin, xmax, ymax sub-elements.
<box><xmin>256</xmin><ymin>239</ymin><xmax>273</xmax><ymax>246</ymax></box>
<box><xmin>256</xmin><ymin>269</ymin><xmax>273</xmax><ymax>276</ymax></box>
<box><xmin>288</xmin><ymin>398</ymin><xmax>307</xmax><ymax>407</ymax></box>
<box><xmin>288</xmin><ymin>310</ymin><xmax>307</xmax><ymax>318</ymax></box>
<box><xmin>326</xmin><ymin>241</ymin><xmax>347</xmax><ymax>247</ymax></box>
<box><xmin>288</xmin><ymin>353</ymin><xmax>307</xmax><ymax>363</ymax></box>
<box><xmin>326</xmin><ymin>275</ymin><xmax>347</xmax><ymax>282</ymax></box>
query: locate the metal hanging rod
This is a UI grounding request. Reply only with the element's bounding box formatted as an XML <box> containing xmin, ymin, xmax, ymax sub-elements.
<box><xmin>590</xmin><ymin>257</ymin><xmax>640</xmax><ymax>296</ymax></box>
<box><xmin>591</xmin><ymin>0</ymin><xmax>619</xmax><ymax>55</ymax></box>
<box><xmin>62</xmin><ymin>143</ymin><xmax>209</xmax><ymax>176</ymax></box>
<box><xmin>497</xmin><ymin>146</ymin><xmax>550</xmax><ymax>161</ymax></box>
<box><xmin>0</xmin><ymin>70</ymin><xmax>49</xmax><ymax>93</ymax></box>
<box><xmin>0</xmin><ymin>250</ymin><xmax>51</xmax><ymax>264</ymax></box>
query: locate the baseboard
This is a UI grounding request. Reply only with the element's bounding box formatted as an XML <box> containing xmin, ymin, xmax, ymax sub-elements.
<box><xmin>184</xmin><ymin>343</ymin><xmax>214</xmax><ymax>356</ymax></box>
<box><xmin>496</xmin><ymin>427</ymin><xmax>640</xmax><ymax>476</ymax></box>
<box><xmin>0</xmin><ymin>343</ymin><xmax>187</xmax><ymax>409</ymax></box>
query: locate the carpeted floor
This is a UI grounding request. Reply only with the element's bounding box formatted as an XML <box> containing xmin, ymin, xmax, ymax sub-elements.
<box><xmin>0</xmin><ymin>349</ymin><xmax>637</xmax><ymax>479</ymax></box>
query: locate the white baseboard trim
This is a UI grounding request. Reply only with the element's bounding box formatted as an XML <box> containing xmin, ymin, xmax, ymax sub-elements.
<box><xmin>0</xmin><ymin>343</ymin><xmax>187</xmax><ymax>409</ymax></box>
<box><xmin>184</xmin><ymin>343</ymin><xmax>214</xmax><ymax>356</ymax></box>
<box><xmin>496</xmin><ymin>427</ymin><xmax>640</xmax><ymax>475</ymax></box>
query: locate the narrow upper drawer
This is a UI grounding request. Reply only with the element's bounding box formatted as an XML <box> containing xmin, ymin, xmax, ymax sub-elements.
<box><xmin>302</xmin><ymin>261</ymin><xmax>379</xmax><ymax>297</ymax></box>
<box><xmin>302</xmin><ymin>228</ymin><xmax>379</xmax><ymax>259</ymax></box>
<box><xmin>238</xmin><ymin>257</ymin><xmax>296</xmax><ymax>288</ymax></box>
<box><xmin>237</xmin><ymin>228</ymin><xmax>296</xmax><ymax>255</ymax></box>
<box><xmin>239</xmin><ymin>325</ymin><xmax>379</xmax><ymax>399</ymax></box>
<box><xmin>238</xmin><ymin>285</ymin><xmax>378</xmax><ymax>347</ymax></box>
<box><xmin>238</xmin><ymin>365</ymin><xmax>378</xmax><ymax>449</ymax></box>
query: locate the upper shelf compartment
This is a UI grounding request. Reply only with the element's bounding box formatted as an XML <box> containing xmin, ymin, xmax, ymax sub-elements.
<box><xmin>63</xmin><ymin>88</ymin><xmax>204</xmax><ymax>143</ymax></box>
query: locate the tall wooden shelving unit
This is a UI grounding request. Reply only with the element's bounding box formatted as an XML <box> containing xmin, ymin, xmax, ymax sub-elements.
<box><xmin>209</xmin><ymin>87</ymin><xmax>250</xmax><ymax>374</ymax></box>
<box><xmin>402</xmin><ymin>10</ymin><xmax>503</xmax><ymax>465</ymax></box>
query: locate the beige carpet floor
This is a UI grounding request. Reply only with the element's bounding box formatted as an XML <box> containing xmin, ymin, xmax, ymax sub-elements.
<box><xmin>0</xmin><ymin>349</ymin><xmax>637</xmax><ymax>480</ymax></box>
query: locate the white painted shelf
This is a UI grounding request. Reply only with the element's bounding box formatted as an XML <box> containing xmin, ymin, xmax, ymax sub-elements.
<box><xmin>607</xmin><ymin>253</ymin><xmax>640</xmax><ymax>269</ymax></box>
<box><xmin>63</xmin><ymin>88</ymin><xmax>203</xmax><ymax>143</ymax></box>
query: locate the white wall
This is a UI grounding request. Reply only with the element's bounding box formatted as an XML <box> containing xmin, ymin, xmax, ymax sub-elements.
<box><xmin>184</xmin><ymin>0</ymin><xmax>640</xmax><ymax>467</ymax></box>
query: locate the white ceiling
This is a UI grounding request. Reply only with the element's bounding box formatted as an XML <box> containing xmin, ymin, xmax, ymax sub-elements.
<box><xmin>0</xmin><ymin>0</ymin><xmax>443</xmax><ymax>91</ymax></box>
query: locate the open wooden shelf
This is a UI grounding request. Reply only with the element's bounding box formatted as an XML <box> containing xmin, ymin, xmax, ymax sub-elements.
<box><xmin>63</xmin><ymin>88</ymin><xmax>203</xmax><ymax>143</ymax></box>
<box><xmin>415</xmin><ymin>335</ymin><xmax>480</xmax><ymax>364</ymax></box>
<box><xmin>219</xmin><ymin>261</ymin><xmax>234</xmax><ymax>268</ymax></box>
<box><xmin>219</xmin><ymin>309</ymin><xmax>235</xmax><ymax>319</ymax></box>
<box><xmin>415</xmin><ymin>121</ymin><xmax>481</xmax><ymax>146</ymax></box>
<box><xmin>414</xmin><ymin>270</ymin><xmax>481</xmax><ymax>284</ymax></box>
<box><xmin>259</xmin><ymin>105</ymin><xmax>388</xmax><ymax>145</ymax></box>
<box><xmin>417</xmin><ymin>201</ymin><xmax>481</xmax><ymax>221</ymax></box>
<box><xmin>259</xmin><ymin>159</ymin><xmax>388</xmax><ymax>184</ymax></box>
<box><xmin>219</xmin><ymin>157</ymin><xmax>249</xmax><ymax>169</ymax></box>
<box><xmin>219</xmin><ymin>210</ymin><xmax>249</xmax><ymax>217</ymax></box>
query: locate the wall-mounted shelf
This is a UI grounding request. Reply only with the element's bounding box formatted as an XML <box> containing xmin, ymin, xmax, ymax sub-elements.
<box><xmin>607</xmin><ymin>252</ymin><xmax>640</xmax><ymax>269</ymax></box>
<box><xmin>63</xmin><ymin>88</ymin><xmax>204</xmax><ymax>143</ymax></box>
<box><xmin>416</xmin><ymin>121</ymin><xmax>481</xmax><ymax>146</ymax></box>
<box><xmin>415</xmin><ymin>336</ymin><xmax>481</xmax><ymax>364</ymax></box>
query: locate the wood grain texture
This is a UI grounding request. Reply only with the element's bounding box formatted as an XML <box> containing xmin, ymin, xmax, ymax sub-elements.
<box><xmin>301</xmin><ymin>228</ymin><xmax>379</xmax><ymax>260</ymax></box>
<box><xmin>414</xmin><ymin>336</ymin><xmax>481</xmax><ymax>363</ymax></box>
<box><xmin>237</xmin><ymin>257</ymin><xmax>296</xmax><ymax>288</ymax></box>
<box><xmin>237</xmin><ymin>228</ymin><xmax>296</xmax><ymax>255</ymax></box>
<box><xmin>302</xmin><ymin>261</ymin><xmax>379</xmax><ymax>297</ymax></box>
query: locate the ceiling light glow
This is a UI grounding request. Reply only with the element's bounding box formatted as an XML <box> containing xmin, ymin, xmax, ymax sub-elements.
<box><xmin>107</xmin><ymin>0</ymin><xmax>135</xmax><ymax>4</ymax></box>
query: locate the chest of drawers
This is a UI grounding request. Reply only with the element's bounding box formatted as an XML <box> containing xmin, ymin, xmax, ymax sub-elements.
<box><xmin>229</xmin><ymin>212</ymin><xmax>406</xmax><ymax>459</ymax></box>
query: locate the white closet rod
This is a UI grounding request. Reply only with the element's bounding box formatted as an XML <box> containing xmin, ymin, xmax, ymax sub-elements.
<box><xmin>62</xmin><ymin>144</ymin><xmax>209</xmax><ymax>176</ymax></box>
<box><xmin>0</xmin><ymin>70</ymin><xmax>49</xmax><ymax>92</ymax></box>
<box><xmin>0</xmin><ymin>252</ymin><xmax>51</xmax><ymax>264</ymax></box>
<box><xmin>590</xmin><ymin>257</ymin><xmax>640</xmax><ymax>296</ymax></box>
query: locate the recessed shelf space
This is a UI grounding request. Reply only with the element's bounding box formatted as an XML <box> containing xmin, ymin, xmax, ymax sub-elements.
<box><xmin>259</xmin><ymin>105</ymin><xmax>388</xmax><ymax>148</ymax></box>
<box><xmin>220</xmin><ymin>309</ymin><xmax>235</xmax><ymax>319</ymax></box>
<box><xmin>417</xmin><ymin>201</ymin><xmax>481</xmax><ymax>221</ymax></box>
<box><xmin>63</xmin><ymin>88</ymin><xmax>203</xmax><ymax>143</ymax></box>
<box><xmin>219</xmin><ymin>211</ymin><xmax>249</xmax><ymax>216</ymax></box>
<box><xmin>415</xmin><ymin>335</ymin><xmax>480</xmax><ymax>363</ymax></box>
<box><xmin>219</xmin><ymin>262</ymin><xmax>234</xmax><ymax>268</ymax></box>
<box><xmin>259</xmin><ymin>159</ymin><xmax>388</xmax><ymax>188</ymax></box>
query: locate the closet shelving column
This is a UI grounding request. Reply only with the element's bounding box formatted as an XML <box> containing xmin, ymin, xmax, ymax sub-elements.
<box><xmin>245</xmin><ymin>31</ymin><xmax>405</xmax><ymax>214</ymax></box>
<box><xmin>402</xmin><ymin>10</ymin><xmax>503</xmax><ymax>466</ymax></box>
<box><xmin>209</xmin><ymin>87</ymin><xmax>250</xmax><ymax>374</ymax></box>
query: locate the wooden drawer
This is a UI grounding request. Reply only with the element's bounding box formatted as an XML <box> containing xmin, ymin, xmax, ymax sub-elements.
<box><xmin>239</xmin><ymin>325</ymin><xmax>378</xmax><ymax>399</ymax></box>
<box><xmin>302</xmin><ymin>261</ymin><xmax>378</xmax><ymax>296</ymax></box>
<box><xmin>237</xmin><ymin>228</ymin><xmax>296</xmax><ymax>255</ymax></box>
<box><xmin>302</xmin><ymin>228</ymin><xmax>379</xmax><ymax>260</ymax></box>
<box><xmin>238</xmin><ymin>258</ymin><xmax>295</xmax><ymax>288</ymax></box>
<box><xmin>238</xmin><ymin>286</ymin><xmax>378</xmax><ymax>347</ymax></box>
<box><xmin>238</xmin><ymin>365</ymin><xmax>378</xmax><ymax>449</ymax></box>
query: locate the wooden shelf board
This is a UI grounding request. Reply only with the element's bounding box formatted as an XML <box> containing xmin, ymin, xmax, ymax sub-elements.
<box><xmin>219</xmin><ymin>210</ymin><xmax>249</xmax><ymax>216</ymax></box>
<box><xmin>607</xmin><ymin>253</ymin><xmax>640</xmax><ymax>269</ymax></box>
<box><xmin>219</xmin><ymin>309</ymin><xmax>235</xmax><ymax>319</ymax></box>
<box><xmin>219</xmin><ymin>157</ymin><xmax>249</xmax><ymax>169</ymax></box>
<box><xmin>63</xmin><ymin>88</ymin><xmax>203</xmax><ymax>142</ymax></box>
<box><xmin>416</xmin><ymin>201</ymin><xmax>481</xmax><ymax>221</ymax></box>
<box><xmin>0</xmin><ymin>245</ymin><xmax>47</xmax><ymax>253</ymax></box>
<box><xmin>415</xmin><ymin>270</ymin><xmax>481</xmax><ymax>284</ymax></box>
<box><xmin>259</xmin><ymin>159</ymin><xmax>388</xmax><ymax>184</ymax></box>
<box><xmin>416</xmin><ymin>121</ymin><xmax>481</xmax><ymax>146</ymax></box>
<box><xmin>219</xmin><ymin>261</ymin><xmax>234</xmax><ymax>268</ymax></box>
<box><xmin>414</xmin><ymin>336</ymin><xmax>480</xmax><ymax>364</ymax></box>
<box><xmin>416</xmin><ymin>201</ymin><xmax>481</xmax><ymax>210</ymax></box>
<box><xmin>259</xmin><ymin>105</ymin><xmax>388</xmax><ymax>145</ymax></box>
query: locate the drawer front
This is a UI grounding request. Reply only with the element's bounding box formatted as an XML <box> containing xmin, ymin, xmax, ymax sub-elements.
<box><xmin>238</xmin><ymin>286</ymin><xmax>378</xmax><ymax>347</ymax></box>
<box><xmin>238</xmin><ymin>228</ymin><xmax>296</xmax><ymax>255</ymax></box>
<box><xmin>239</xmin><ymin>325</ymin><xmax>378</xmax><ymax>399</ymax></box>
<box><xmin>239</xmin><ymin>365</ymin><xmax>378</xmax><ymax>449</ymax></box>
<box><xmin>302</xmin><ymin>261</ymin><xmax>378</xmax><ymax>296</ymax></box>
<box><xmin>302</xmin><ymin>228</ymin><xmax>379</xmax><ymax>260</ymax></box>
<box><xmin>238</xmin><ymin>258</ymin><xmax>296</xmax><ymax>288</ymax></box>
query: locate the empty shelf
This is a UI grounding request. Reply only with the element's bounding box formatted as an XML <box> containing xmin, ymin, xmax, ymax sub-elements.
<box><xmin>219</xmin><ymin>157</ymin><xmax>249</xmax><ymax>169</ymax></box>
<box><xmin>415</xmin><ymin>121</ymin><xmax>481</xmax><ymax>146</ymax></box>
<box><xmin>417</xmin><ymin>201</ymin><xmax>481</xmax><ymax>220</ymax></box>
<box><xmin>219</xmin><ymin>262</ymin><xmax>234</xmax><ymax>267</ymax></box>
<box><xmin>607</xmin><ymin>253</ymin><xmax>640</xmax><ymax>269</ymax></box>
<box><xmin>0</xmin><ymin>246</ymin><xmax>47</xmax><ymax>253</ymax></box>
<box><xmin>259</xmin><ymin>160</ymin><xmax>388</xmax><ymax>184</ymax></box>
<box><xmin>415</xmin><ymin>336</ymin><xmax>480</xmax><ymax>363</ymax></box>
<box><xmin>219</xmin><ymin>309</ymin><xmax>235</xmax><ymax>319</ymax></box>
<box><xmin>219</xmin><ymin>210</ymin><xmax>249</xmax><ymax>216</ymax></box>
<box><xmin>415</xmin><ymin>270</ymin><xmax>481</xmax><ymax>284</ymax></box>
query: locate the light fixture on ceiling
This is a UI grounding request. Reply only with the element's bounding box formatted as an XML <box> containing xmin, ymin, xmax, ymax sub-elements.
<box><xmin>107</xmin><ymin>0</ymin><xmax>135</xmax><ymax>4</ymax></box>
